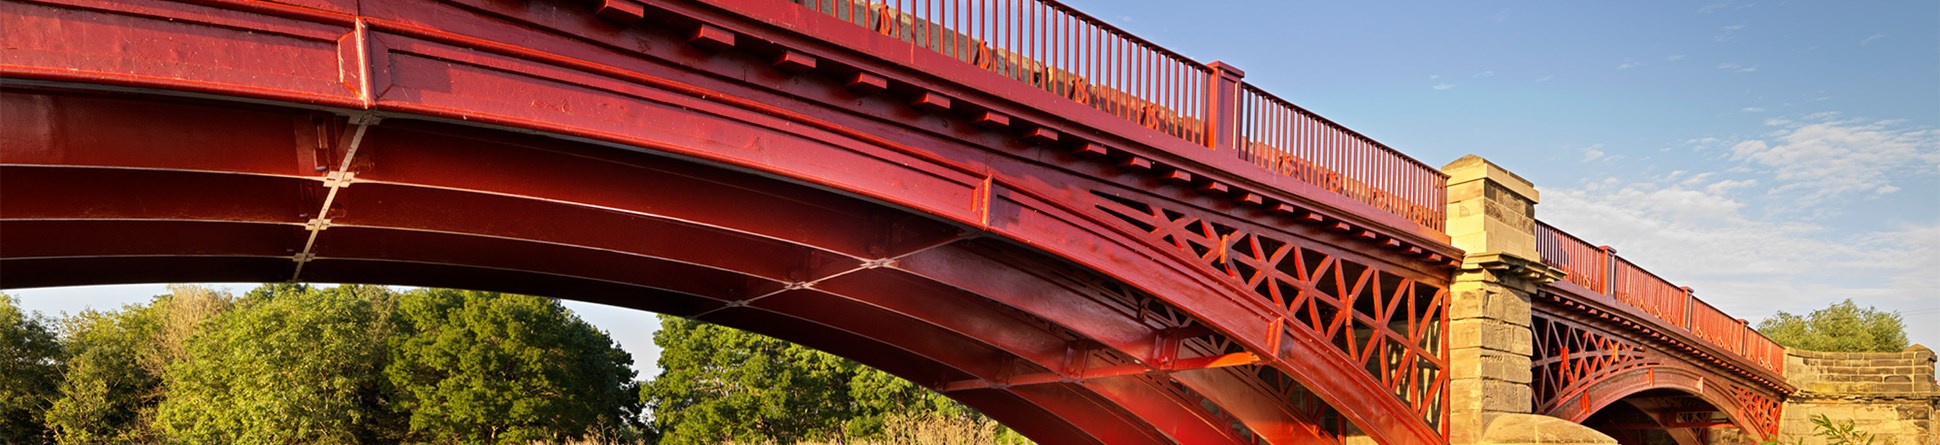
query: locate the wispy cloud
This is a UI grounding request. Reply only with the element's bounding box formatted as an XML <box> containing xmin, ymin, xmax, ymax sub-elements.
<box><xmin>1618</xmin><ymin>60</ymin><xmax>1645</xmax><ymax>70</ymax></box>
<box><xmin>1579</xmin><ymin>144</ymin><xmax>1623</xmax><ymax>163</ymax></box>
<box><xmin>1492</xmin><ymin>8</ymin><xmax>1511</xmax><ymax>23</ymax></box>
<box><xmin>1861</xmin><ymin>33</ymin><xmax>1887</xmax><ymax>45</ymax></box>
<box><xmin>1726</xmin><ymin>115</ymin><xmax>1940</xmax><ymax>202</ymax></box>
<box><xmin>1536</xmin><ymin>75</ymin><xmax>1554</xmax><ymax>82</ymax></box>
<box><xmin>1716</xmin><ymin>24</ymin><xmax>1747</xmax><ymax>42</ymax></box>
<box><xmin>1432</xmin><ymin>83</ymin><xmax>1456</xmax><ymax>91</ymax></box>
<box><xmin>1717</xmin><ymin>63</ymin><xmax>1759</xmax><ymax>73</ymax></box>
<box><xmin>1473</xmin><ymin>70</ymin><xmax>1496</xmax><ymax>78</ymax></box>
<box><xmin>1540</xmin><ymin>178</ymin><xmax>1939</xmax><ymax>323</ymax></box>
<box><xmin>1741</xmin><ymin>107</ymin><xmax>1766</xmax><ymax>113</ymax></box>
<box><xmin>1666</xmin><ymin>54</ymin><xmax>1687</xmax><ymax>61</ymax></box>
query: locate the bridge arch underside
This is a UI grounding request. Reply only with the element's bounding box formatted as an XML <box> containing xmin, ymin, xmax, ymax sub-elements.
<box><xmin>1</xmin><ymin>87</ymin><xmax>1409</xmax><ymax>444</ymax></box>
<box><xmin>1531</xmin><ymin>294</ymin><xmax>1784</xmax><ymax>443</ymax></box>
<box><xmin>1539</xmin><ymin>357</ymin><xmax>1771</xmax><ymax>443</ymax></box>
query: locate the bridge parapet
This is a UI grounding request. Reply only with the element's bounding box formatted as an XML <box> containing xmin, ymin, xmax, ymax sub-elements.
<box><xmin>774</xmin><ymin>0</ymin><xmax>1448</xmax><ymax>232</ymax></box>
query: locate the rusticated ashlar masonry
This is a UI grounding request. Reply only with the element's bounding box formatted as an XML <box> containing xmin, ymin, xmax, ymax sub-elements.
<box><xmin>1744</xmin><ymin>346</ymin><xmax>1939</xmax><ymax>445</ymax></box>
<box><xmin>1442</xmin><ymin>155</ymin><xmax>1569</xmax><ymax>445</ymax></box>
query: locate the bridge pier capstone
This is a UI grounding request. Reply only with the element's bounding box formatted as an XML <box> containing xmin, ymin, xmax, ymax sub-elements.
<box><xmin>1441</xmin><ymin>155</ymin><xmax>1575</xmax><ymax>444</ymax></box>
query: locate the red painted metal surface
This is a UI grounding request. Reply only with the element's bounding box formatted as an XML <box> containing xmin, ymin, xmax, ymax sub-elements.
<box><xmin>1090</xmin><ymin>191</ymin><xmax>1451</xmax><ymax>435</ymax></box>
<box><xmin>1236</xmin><ymin>84</ymin><xmax>1448</xmax><ymax>231</ymax></box>
<box><xmin>765</xmin><ymin>0</ymin><xmax>1448</xmax><ymax>231</ymax></box>
<box><xmin>0</xmin><ymin>0</ymin><xmax>1467</xmax><ymax>441</ymax></box>
<box><xmin>0</xmin><ymin>0</ymin><xmax>1792</xmax><ymax>441</ymax></box>
<box><xmin>1533</xmin><ymin>221</ymin><xmax>1783</xmax><ymax>378</ymax></box>
<box><xmin>1532</xmin><ymin>292</ymin><xmax>1788</xmax><ymax>441</ymax></box>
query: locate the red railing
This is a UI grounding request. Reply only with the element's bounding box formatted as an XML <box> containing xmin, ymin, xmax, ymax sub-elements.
<box><xmin>1612</xmin><ymin>258</ymin><xmax>1687</xmax><ymax>328</ymax></box>
<box><xmin>1744</xmin><ymin>329</ymin><xmax>1786</xmax><ymax>373</ymax></box>
<box><xmin>1236</xmin><ymin>85</ymin><xmax>1447</xmax><ymax>230</ymax></box>
<box><xmin>1532</xmin><ymin>220</ymin><xmax>1784</xmax><ymax>377</ymax></box>
<box><xmin>784</xmin><ymin>0</ymin><xmax>1446</xmax><ymax>231</ymax></box>
<box><xmin>1534</xmin><ymin>219</ymin><xmax>1605</xmax><ymax>292</ymax></box>
<box><xmin>791</xmin><ymin>0</ymin><xmax>1209</xmax><ymax>143</ymax></box>
<box><xmin>1690</xmin><ymin>299</ymin><xmax>1742</xmax><ymax>354</ymax></box>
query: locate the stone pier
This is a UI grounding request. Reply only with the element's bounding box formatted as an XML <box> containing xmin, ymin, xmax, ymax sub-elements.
<box><xmin>1441</xmin><ymin>155</ymin><xmax>1586</xmax><ymax>444</ymax></box>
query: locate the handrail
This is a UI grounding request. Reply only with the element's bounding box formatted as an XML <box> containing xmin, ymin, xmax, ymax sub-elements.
<box><xmin>782</xmin><ymin>0</ymin><xmax>1446</xmax><ymax>231</ymax></box>
<box><xmin>1237</xmin><ymin>84</ymin><xmax>1447</xmax><ymax>230</ymax></box>
<box><xmin>1533</xmin><ymin>220</ymin><xmax>1785</xmax><ymax>377</ymax></box>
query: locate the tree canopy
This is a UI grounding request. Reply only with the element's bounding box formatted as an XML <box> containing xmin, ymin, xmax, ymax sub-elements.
<box><xmin>642</xmin><ymin>315</ymin><xmax>1027</xmax><ymax>445</ymax></box>
<box><xmin>14</xmin><ymin>285</ymin><xmax>1029</xmax><ymax>444</ymax></box>
<box><xmin>16</xmin><ymin>284</ymin><xmax>641</xmax><ymax>445</ymax></box>
<box><xmin>2</xmin><ymin>294</ymin><xmax>64</xmax><ymax>444</ymax></box>
<box><xmin>387</xmin><ymin>289</ymin><xmax>636</xmax><ymax>444</ymax></box>
<box><xmin>156</xmin><ymin>284</ymin><xmax>403</xmax><ymax>444</ymax></box>
<box><xmin>1756</xmin><ymin>299</ymin><xmax>1909</xmax><ymax>353</ymax></box>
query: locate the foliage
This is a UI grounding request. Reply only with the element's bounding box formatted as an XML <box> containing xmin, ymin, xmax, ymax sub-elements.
<box><xmin>43</xmin><ymin>300</ymin><xmax>163</xmax><ymax>445</ymax></box>
<box><xmin>43</xmin><ymin>285</ymin><xmax>239</xmax><ymax>445</ymax></box>
<box><xmin>386</xmin><ymin>289</ymin><xmax>636</xmax><ymax>444</ymax></box>
<box><xmin>155</xmin><ymin>284</ymin><xmax>405</xmax><ymax>444</ymax></box>
<box><xmin>1</xmin><ymin>294</ymin><xmax>65</xmax><ymax>444</ymax></box>
<box><xmin>643</xmin><ymin>315</ymin><xmax>1030</xmax><ymax>445</ymax></box>
<box><xmin>1756</xmin><ymin>299</ymin><xmax>1907</xmax><ymax>352</ymax></box>
<box><xmin>1761</xmin><ymin>414</ymin><xmax>1875</xmax><ymax>445</ymax></box>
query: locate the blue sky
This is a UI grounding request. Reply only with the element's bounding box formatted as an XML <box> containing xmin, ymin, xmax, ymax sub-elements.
<box><xmin>10</xmin><ymin>1</ymin><xmax>1937</xmax><ymax>370</ymax></box>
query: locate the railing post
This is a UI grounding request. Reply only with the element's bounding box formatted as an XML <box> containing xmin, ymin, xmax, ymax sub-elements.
<box><xmin>1738</xmin><ymin>318</ymin><xmax>1750</xmax><ymax>355</ymax></box>
<box><xmin>1681</xmin><ymin>286</ymin><xmax>1694</xmax><ymax>330</ymax></box>
<box><xmin>1597</xmin><ymin>245</ymin><xmax>1616</xmax><ymax>297</ymax></box>
<box><xmin>1202</xmin><ymin>61</ymin><xmax>1245</xmax><ymax>151</ymax></box>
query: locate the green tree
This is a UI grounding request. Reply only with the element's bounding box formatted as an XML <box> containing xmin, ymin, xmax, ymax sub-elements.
<box><xmin>1</xmin><ymin>294</ymin><xmax>64</xmax><ymax>444</ymax></box>
<box><xmin>643</xmin><ymin>316</ymin><xmax>857</xmax><ymax>444</ymax></box>
<box><xmin>1757</xmin><ymin>299</ymin><xmax>1908</xmax><ymax>352</ymax></box>
<box><xmin>385</xmin><ymin>289</ymin><xmax>636</xmax><ymax>444</ymax></box>
<box><xmin>43</xmin><ymin>303</ymin><xmax>161</xmax><ymax>444</ymax></box>
<box><xmin>643</xmin><ymin>315</ymin><xmax>1027</xmax><ymax>444</ymax></box>
<box><xmin>45</xmin><ymin>285</ymin><xmax>235</xmax><ymax>444</ymax></box>
<box><xmin>155</xmin><ymin>284</ymin><xmax>405</xmax><ymax>444</ymax></box>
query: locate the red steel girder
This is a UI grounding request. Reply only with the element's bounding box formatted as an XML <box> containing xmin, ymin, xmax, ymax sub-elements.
<box><xmin>1</xmin><ymin>89</ymin><xmax>1307</xmax><ymax>443</ymax></box>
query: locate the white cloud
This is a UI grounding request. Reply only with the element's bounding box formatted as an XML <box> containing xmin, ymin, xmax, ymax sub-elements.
<box><xmin>1579</xmin><ymin>144</ymin><xmax>1623</xmax><ymax>163</ymax></box>
<box><xmin>1727</xmin><ymin>116</ymin><xmax>1940</xmax><ymax>203</ymax></box>
<box><xmin>1474</xmin><ymin>70</ymin><xmax>1496</xmax><ymax>78</ymax></box>
<box><xmin>1716</xmin><ymin>24</ymin><xmax>1747</xmax><ymax>42</ymax></box>
<box><xmin>1741</xmin><ymin>107</ymin><xmax>1766</xmax><ymax>113</ymax></box>
<box><xmin>1433</xmin><ymin>83</ymin><xmax>1455</xmax><ymax>90</ymax></box>
<box><xmin>1539</xmin><ymin>180</ymin><xmax>1940</xmax><ymax>327</ymax></box>
<box><xmin>1619</xmin><ymin>61</ymin><xmax>1645</xmax><ymax>70</ymax></box>
<box><xmin>1861</xmin><ymin>33</ymin><xmax>1887</xmax><ymax>46</ymax></box>
<box><xmin>1429</xmin><ymin>74</ymin><xmax>1441</xmax><ymax>80</ymax></box>
<box><xmin>1717</xmin><ymin>63</ymin><xmax>1760</xmax><ymax>73</ymax></box>
<box><xmin>1667</xmin><ymin>54</ymin><xmax>1687</xmax><ymax>61</ymax></box>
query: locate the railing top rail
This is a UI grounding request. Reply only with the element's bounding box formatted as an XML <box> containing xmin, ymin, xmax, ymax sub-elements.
<box><xmin>1613</xmin><ymin>255</ymin><xmax>1683</xmax><ymax>291</ymax></box>
<box><xmin>1238</xmin><ymin>83</ymin><xmax>1447</xmax><ymax>177</ymax></box>
<box><xmin>1534</xmin><ymin>220</ymin><xmax>1594</xmax><ymax>248</ymax></box>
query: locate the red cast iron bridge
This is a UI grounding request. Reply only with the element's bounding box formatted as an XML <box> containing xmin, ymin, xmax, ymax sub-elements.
<box><xmin>0</xmin><ymin>0</ymin><xmax>1793</xmax><ymax>443</ymax></box>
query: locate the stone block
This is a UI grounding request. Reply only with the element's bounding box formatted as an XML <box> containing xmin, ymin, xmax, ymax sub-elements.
<box><xmin>1481</xmin><ymin>414</ymin><xmax>1616</xmax><ymax>444</ymax></box>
